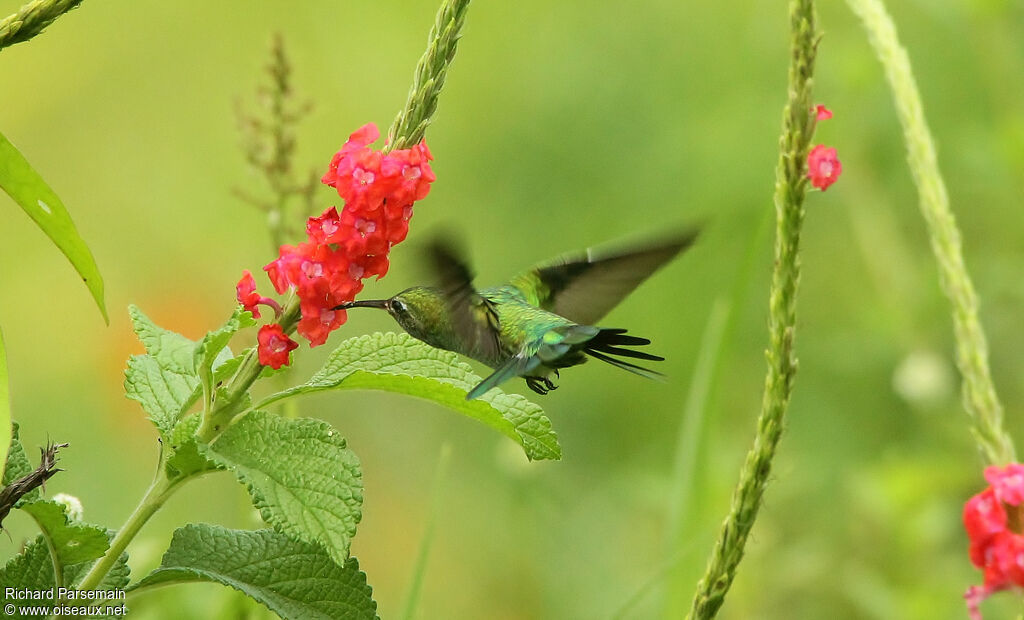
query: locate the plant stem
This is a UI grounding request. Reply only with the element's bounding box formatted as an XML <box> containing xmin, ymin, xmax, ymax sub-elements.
<box><xmin>197</xmin><ymin>296</ymin><xmax>301</xmax><ymax>442</ymax></box>
<box><xmin>386</xmin><ymin>0</ymin><xmax>470</xmax><ymax>151</ymax></box>
<box><xmin>0</xmin><ymin>0</ymin><xmax>83</xmax><ymax>52</ymax></box>
<box><xmin>846</xmin><ymin>0</ymin><xmax>1016</xmax><ymax>466</ymax></box>
<box><xmin>687</xmin><ymin>1</ymin><xmax>818</xmax><ymax>618</ymax></box>
<box><xmin>76</xmin><ymin>469</ymin><xmax>186</xmax><ymax>591</ymax></box>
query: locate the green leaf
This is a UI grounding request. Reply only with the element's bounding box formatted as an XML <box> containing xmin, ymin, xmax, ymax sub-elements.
<box><xmin>3</xmin><ymin>422</ymin><xmax>39</xmax><ymax>506</ymax></box>
<box><xmin>0</xmin><ymin>537</ymin><xmax>55</xmax><ymax>593</ymax></box>
<box><xmin>0</xmin><ymin>130</ymin><xmax>106</xmax><ymax>322</ymax></box>
<box><xmin>124</xmin><ymin>306</ymin><xmax>257</xmax><ymax>437</ymax></box>
<box><xmin>124</xmin><ymin>306</ymin><xmax>200</xmax><ymax>437</ymax></box>
<box><xmin>21</xmin><ymin>500</ymin><xmax>109</xmax><ymax>567</ymax></box>
<box><xmin>257</xmin><ymin>332</ymin><xmax>561</xmax><ymax>461</ymax></box>
<box><xmin>0</xmin><ymin>327</ymin><xmax>10</xmax><ymax>483</ymax></box>
<box><xmin>0</xmin><ymin>536</ymin><xmax>128</xmax><ymax>617</ymax></box>
<box><xmin>195</xmin><ymin>308</ymin><xmax>255</xmax><ymax>402</ymax></box>
<box><xmin>203</xmin><ymin>410</ymin><xmax>362</xmax><ymax>563</ymax></box>
<box><xmin>165</xmin><ymin>414</ymin><xmax>222</xmax><ymax>478</ymax></box>
<box><xmin>130</xmin><ymin>524</ymin><xmax>377</xmax><ymax>620</ymax></box>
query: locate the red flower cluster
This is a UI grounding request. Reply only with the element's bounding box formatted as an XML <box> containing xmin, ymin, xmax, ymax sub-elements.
<box><xmin>815</xmin><ymin>104</ymin><xmax>833</xmax><ymax>121</ymax></box>
<box><xmin>238</xmin><ymin>122</ymin><xmax>434</xmax><ymax>366</ymax></box>
<box><xmin>964</xmin><ymin>464</ymin><xmax>1024</xmax><ymax>619</ymax></box>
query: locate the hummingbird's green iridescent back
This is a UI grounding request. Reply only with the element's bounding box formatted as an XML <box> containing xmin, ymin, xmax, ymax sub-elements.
<box><xmin>338</xmin><ymin>230</ymin><xmax>699</xmax><ymax>399</ymax></box>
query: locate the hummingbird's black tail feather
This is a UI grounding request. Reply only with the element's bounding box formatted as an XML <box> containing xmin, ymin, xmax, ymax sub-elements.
<box><xmin>584</xmin><ymin>328</ymin><xmax>665</xmax><ymax>379</ymax></box>
<box><xmin>585</xmin><ymin>349</ymin><xmax>664</xmax><ymax>380</ymax></box>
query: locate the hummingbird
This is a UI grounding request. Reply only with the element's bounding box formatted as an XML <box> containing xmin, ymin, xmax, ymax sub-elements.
<box><xmin>334</xmin><ymin>230</ymin><xmax>699</xmax><ymax>400</ymax></box>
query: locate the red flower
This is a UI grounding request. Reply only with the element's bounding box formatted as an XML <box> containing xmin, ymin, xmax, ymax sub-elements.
<box><xmin>807</xmin><ymin>144</ymin><xmax>842</xmax><ymax>191</ymax></box>
<box><xmin>257</xmin><ymin>324</ymin><xmax>298</xmax><ymax>369</ymax></box>
<box><xmin>236</xmin><ymin>270</ymin><xmax>282</xmax><ymax>319</ymax></box>
<box><xmin>963</xmin><ymin>464</ymin><xmax>1024</xmax><ymax>619</ymax></box>
<box><xmin>236</xmin><ymin>270</ymin><xmax>263</xmax><ymax>318</ymax></box>
<box><xmin>815</xmin><ymin>104</ymin><xmax>833</xmax><ymax>120</ymax></box>
<box><xmin>253</xmin><ymin>122</ymin><xmax>435</xmax><ymax>347</ymax></box>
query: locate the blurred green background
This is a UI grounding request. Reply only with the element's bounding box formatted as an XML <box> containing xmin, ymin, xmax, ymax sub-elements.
<box><xmin>2</xmin><ymin>0</ymin><xmax>1024</xmax><ymax>618</ymax></box>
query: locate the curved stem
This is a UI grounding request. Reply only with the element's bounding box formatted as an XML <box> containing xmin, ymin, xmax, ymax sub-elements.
<box><xmin>75</xmin><ymin>470</ymin><xmax>188</xmax><ymax>591</ymax></box>
<box><xmin>197</xmin><ymin>296</ymin><xmax>300</xmax><ymax>442</ymax></box>
<box><xmin>845</xmin><ymin>0</ymin><xmax>1015</xmax><ymax>466</ymax></box>
<box><xmin>687</xmin><ymin>1</ymin><xmax>818</xmax><ymax>617</ymax></box>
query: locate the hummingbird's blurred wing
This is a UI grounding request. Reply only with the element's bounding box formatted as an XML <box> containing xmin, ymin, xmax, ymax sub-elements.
<box><xmin>428</xmin><ymin>240</ymin><xmax>504</xmax><ymax>363</ymax></box>
<box><xmin>508</xmin><ymin>228</ymin><xmax>700</xmax><ymax>326</ymax></box>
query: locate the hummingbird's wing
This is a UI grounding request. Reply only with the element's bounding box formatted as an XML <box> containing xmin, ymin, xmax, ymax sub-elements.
<box><xmin>428</xmin><ymin>240</ymin><xmax>504</xmax><ymax>363</ymax></box>
<box><xmin>508</xmin><ymin>229</ymin><xmax>700</xmax><ymax>326</ymax></box>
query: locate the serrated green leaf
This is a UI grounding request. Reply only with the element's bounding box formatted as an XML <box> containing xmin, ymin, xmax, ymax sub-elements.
<box><xmin>195</xmin><ymin>309</ymin><xmax>255</xmax><ymax>401</ymax></box>
<box><xmin>0</xmin><ymin>130</ymin><xmax>107</xmax><ymax>322</ymax></box>
<box><xmin>3</xmin><ymin>422</ymin><xmax>40</xmax><ymax>506</ymax></box>
<box><xmin>22</xmin><ymin>500</ymin><xmax>109</xmax><ymax>566</ymax></box>
<box><xmin>203</xmin><ymin>411</ymin><xmax>362</xmax><ymax>563</ymax></box>
<box><xmin>165</xmin><ymin>414</ymin><xmax>222</xmax><ymax>478</ymax></box>
<box><xmin>0</xmin><ymin>537</ymin><xmax>55</xmax><ymax>593</ymax></box>
<box><xmin>124</xmin><ymin>306</ymin><xmax>200</xmax><ymax>437</ymax></box>
<box><xmin>0</xmin><ymin>536</ymin><xmax>128</xmax><ymax>617</ymax></box>
<box><xmin>0</xmin><ymin>328</ymin><xmax>10</xmax><ymax>483</ymax></box>
<box><xmin>128</xmin><ymin>305</ymin><xmax>196</xmax><ymax>363</ymax></box>
<box><xmin>124</xmin><ymin>354</ymin><xmax>196</xmax><ymax>438</ymax></box>
<box><xmin>257</xmin><ymin>332</ymin><xmax>561</xmax><ymax>461</ymax></box>
<box><xmin>130</xmin><ymin>524</ymin><xmax>377</xmax><ymax>620</ymax></box>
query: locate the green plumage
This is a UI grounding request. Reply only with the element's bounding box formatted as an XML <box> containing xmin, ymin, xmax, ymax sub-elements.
<box><xmin>337</xmin><ymin>230</ymin><xmax>698</xmax><ymax>399</ymax></box>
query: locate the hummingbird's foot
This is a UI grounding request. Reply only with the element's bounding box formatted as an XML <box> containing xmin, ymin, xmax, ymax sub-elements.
<box><xmin>525</xmin><ymin>376</ymin><xmax>559</xmax><ymax>395</ymax></box>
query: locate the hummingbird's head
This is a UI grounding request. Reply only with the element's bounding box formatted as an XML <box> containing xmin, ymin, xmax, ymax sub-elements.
<box><xmin>334</xmin><ymin>287</ymin><xmax>448</xmax><ymax>346</ymax></box>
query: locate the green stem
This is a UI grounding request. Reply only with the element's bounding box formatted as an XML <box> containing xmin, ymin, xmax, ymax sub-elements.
<box><xmin>846</xmin><ymin>0</ymin><xmax>1015</xmax><ymax>466</ymax></box>
<box><xmin>687</xmin><ymin>1</ymin><xmax>818</xmax><ymax>618</ymax></box>
<box><xmin>76</xmin><ymin>469</ymin><xmax>187</xmax><ymax>591</ymax></box>
<box><xmin>0</xmin><ymin>0</ymin><xmax>84</xmax><ymax>52</ymax></box>
<box><xmin>197</xmin><ymin>297</ymin><xmax>301</xmax><ymax>442</ymax></box>
<box><xmin>386</xmin><ymin>0</ymin><xmax>470</xmax><ymax>151</ymax></box>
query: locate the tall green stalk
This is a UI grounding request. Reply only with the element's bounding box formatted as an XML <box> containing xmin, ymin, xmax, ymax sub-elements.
<box><xmin>387</xmin><ymin>0</ymin><xmax>470</xmax><ymax>151</ymax></box>
<box><xmin>846</xmin><ymin>0</ymin><xmax>1016</xmax><ymax>466</ymax></box>
<box><xmin>0</xmin><ymin>0</ymin><xmax>83</xmax><ymax>52</ymax></box>
<box><xmin>687</xmin><ymin>1</ymin><xmax>818</xmax><ymax>617</ymax></box>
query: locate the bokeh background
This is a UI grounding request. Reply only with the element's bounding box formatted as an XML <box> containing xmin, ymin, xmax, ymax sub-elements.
<box><xmin>2</xmin><ymin>0</ymin><xmax>1024</xmax><ymax>618</ymax></box>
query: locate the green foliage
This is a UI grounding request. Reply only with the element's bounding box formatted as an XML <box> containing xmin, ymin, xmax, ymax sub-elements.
<box><xmin>195</xmin><ymin>309</ymin><xmax>255</xmax><ymax>406</ymax></box>
<box><xmin>124</xmin><ymin>306</ymin><xmax>249</xmax><ymax>438</ymax></box>
<box><xmin>0</xmin><ymin>536</ymin><xmax>128</xmax><ymax>607</ymax></box>
<box><xmin>3</xmin><ymin>422</ymin><xmax>39</xmax><ymax>506</ymax></box>
<box><xmin>0</xmin><ymin>328</ymin><xmax>9</xmax><ymax>483</ymax></box>
<box><xmin>124</xmin><ymin>305</ymin><xmax>202</xmax><ymax>437</ymax></box>
<box><xmin>21</xmin><ymin>500</ymin><xmax>109</xmax><ymax>568</ymax></box>
<box><xmin>131</xmin><ymin>524</ymin><xmax>377</xmax><ymax>620</ymax></box>
<box><xmin>258</xmin><ymin>332</ymin><xmax>561</xmax><ymax>461</ymax></box>
<box><xmin>0</xmin><ymin>129</ymin><xmax>106</xmax><ymax>321</ymax></box>
<box><xmin>165</xmin><ymin>414</ymin><xmax>221</xmax><ymax>478</ymax></box>
<box><xmin>203</xmin><ymin>410</ymin><xmax>362</xmax><ymax>563</ymax></box>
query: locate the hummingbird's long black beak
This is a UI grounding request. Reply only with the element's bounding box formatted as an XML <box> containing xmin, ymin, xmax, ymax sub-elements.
<box><xmin>332</xmin><ymin>299</ymin><xmax>390</xmax><ymax>311</ymax></box>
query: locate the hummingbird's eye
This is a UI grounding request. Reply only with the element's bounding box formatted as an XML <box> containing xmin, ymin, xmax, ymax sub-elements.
<box><xmin>391</xmin><ymin>299</ymin><xmax>407</xmax><ymax>315</ymax></box>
